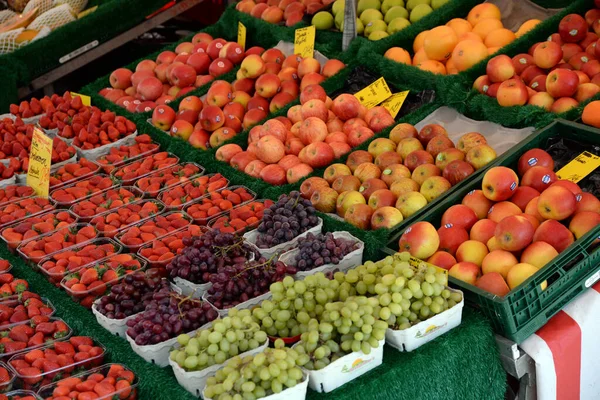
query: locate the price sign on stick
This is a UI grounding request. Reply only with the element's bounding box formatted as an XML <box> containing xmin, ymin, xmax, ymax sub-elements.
<box><xmin>354</xmin><ymin>77</ymin><xmax>392</xmax><ymax>109</ymax></box>
<box><xmin>27</xmin><ymin>128</ymin><xmax>53</xmax><ymax>199</ymax></box>
<box><xmin>294</xmin><ymin>26</ymin><xmax>316</xmax><ymax>59</ymax></box>
<box><xmin>382</xmin><ymin>91</ymin><xmax>410</xmax><ymax>118</ymax></box>
<box><xmin>556</xmin><ymin>151</ymin><xmax>600</xmax><ymax>183</ymax></box>
<box><xmin>70</xmin><ymin>92</ymin><xmax>91</xmax><ymax>106</ymax></box>
<box><xmin>237</xmin><ymin>22</ymin><xmax>247</xmax><ymax>51</ymax></box>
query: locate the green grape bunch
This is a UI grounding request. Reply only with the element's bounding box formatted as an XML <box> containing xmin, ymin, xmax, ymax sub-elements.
<box><xmin>171</xmin><ymin>309</ymin><xmax>268</xmax><ymax>372</ymax></box>
<box><xmin>204</xmin><ymin>339</ymin><xmax>307</xmax><ymax>400</ymax></box>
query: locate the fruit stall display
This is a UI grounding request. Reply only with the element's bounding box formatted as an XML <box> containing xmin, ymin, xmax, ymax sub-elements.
<box><xmin>0</xmin><ymin>0</ymin><xmax>175</xmax><ymax>112</ymax></box>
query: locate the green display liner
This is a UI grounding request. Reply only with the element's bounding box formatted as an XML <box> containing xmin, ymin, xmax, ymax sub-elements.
<box><xmin>360</xmin><ymin>0</ymin><xmax>591</xmax><ymax>129</ymax></box>
<box><xmin>0</xmin><ymin>0</ymin><xmax>173</xmax><ymax>112</ymax></box>
<box><xmin>384</xmin><ymin>119</ymin><xmax>600</xmax><ymax>343</ymax></box>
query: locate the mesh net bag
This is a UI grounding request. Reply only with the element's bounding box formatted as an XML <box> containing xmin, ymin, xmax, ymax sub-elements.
<box><xmin>53</xmin><ymin>0</ymin><xmax>88</xmax><ymax>14</ymax></box>
<box><xmin>28</xmin><ymin>3</ymin><xmax>75</xmax><ymax>31</ymax></box>
<box><xmin>0</xmin><ymin>10</ymin><xmax>17</xmax><ymax>24</ymax></box>
<box><xmin>0</xmin><ymin>28</ymin><xmax>25</xmax><ymax>55</ymax></box>
<box><xmin>7</xmin><ymin>0</ymin><xmax>31</xmax><ymax>13</ymax></box>
<box><xmin>23</xmin><ymin>0</ymin><xmax>54</xmax><ymax>16</ymax></box>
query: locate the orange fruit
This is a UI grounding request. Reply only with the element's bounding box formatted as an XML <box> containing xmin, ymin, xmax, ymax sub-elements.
<box><xmin>412</xmin><ymin>48</ymin><xmax>429</xmax><ymax>65</ymax></box>
<box><xmin>488</xmin><ymin>46</ymin><xmax>501</xmax><ymax>55</ymax></box>
<box><xmin>423</xmin><ymin>26</ymin><xmax>458</xmax><ymax>61</ymax></box>
<box><xmin>472</xmin><ymin>18</ymin><xmax>504</xmax><ymax>40</ymax></box>
<box><xmin>446</xmin><ymin>57</ymin><xmax>458</xmax><ymax>74</ymax></box>
<box><xmin>582</xmin><ymin>100</ymin><xmax>600</xmax><ymax>128</ymax></box>
<box><xmin>484</xmin><ymin>28</ymin><xmax>516</xmax><ymax>48</ymax></box>
<box><xmin>467</xmin><ymin>3</ymin><xmax>501</xmax><ymax>26</ymax></box>
<box><xmin>416</xmin><ymin>60</ymin><xmax>447</xmax><ymax>75</ymax></box>
<box><xmin>384</xmin><ymin>47</ymin><xmax>411</xmax><ymax>65</ymax></box>
<box><xmin>446</xmin><ymin>18</ymin><xmax>472</xmax><ymax>37</ymax></box>
<box><xmin>413</xmin><ymin>30</ymin><xmax>429</xmax><ymax>53</ymax></box>
<box><xmin>459</xmin><ymin>32</ymin><xmax>483</xmax><ymax>43</ymax></box>
<box><xmin>516</xmin><ymin>19</ymin><xmax>541</xmax><ymax>38</ymax></box>
<box><xmin>452</xmin><ymin>40</ymin><xmax>489</xmax><ymax>72</ymax></box>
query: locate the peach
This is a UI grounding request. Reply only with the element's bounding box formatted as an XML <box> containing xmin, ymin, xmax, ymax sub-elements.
<box><xmin>494</xmin><ymin>215</ymin><xmax>535</xmax><ymax>252</ymax></box>
<box><xmin>533</xmin><ymin>220</ymin><xmax>575</xmax><ymax>253</ymax></box>
<box><xmin>438</xmin><ymin>225</ymin><xmax>469</xmax><ymax>256</ymax></box>
<box><xmin>520</xmin><ymin>241</ymin><xmax>559</xmax><ymax>269</ymax></box>
<box><xmin>470</xmin><ymin>219</ymin><xmax>497</xmax><ymax>244</ymax></box>
<box><xmin>449</xmin><ymin>262</ymin><xmax>481</xmax><ymax>285</ymax></box>
<box><xmin>427</xmin><ymin>251</ymin><xmax>458</xmax><ymax>271</ymax></box>
<box><xmin>507</xmin><ymin>263</ymin><xmax>545</xmax><ymax>290</ymax></box>
<box><xmin>456</xmin><ymin>240</ymin><xmax>489</xmax><ymax>267</ymax></box>
<box><xmin>482</xmin><ymin>166</ymin><xmax>519</xmax><ymax>201</ymax></box>
<box><xmin>569</xmin><ymin>211</ymin><xmax>600</xmax><ymax>240</ymax></box>
<box><xmin>398</xmin><ymin>221</ymin><xmax>440</xmax><ymax>259</ymax></box>
<box><xmin>441</xmin><ymin>204</ymin><xmax>478</xmax><ymax>231</ymax></box>
<box><xmin>476</xmin><ymin>272</ymin><xmax>510</xmax><ymax>296</ymax></box>
<box><xmin>537</xmin><ymin>185</ymin><xmax>576</xmax><ymax>220</ymax></box>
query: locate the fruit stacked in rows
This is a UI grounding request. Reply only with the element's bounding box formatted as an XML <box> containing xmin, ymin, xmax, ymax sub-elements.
<box><xmin>0</xmin><ymin>186</ymin><xmax>34</xmax><ymax>206</ymax></box>
<box><xmin>184</xmin><ymin>186</ymin><xmax>254</xmax><ymax>222</ymax></box>
<box><xmin>49</xmin><ymin>159</ymin><xmax>100</xmax><ymax>189</ymax></box>
<box><xmin>220</xmin><ymin>86</ymin><xmax>393</xmax><ymax>185</ymax></box>
<box><xmin>208</xmin><ymin>199</ymin><xmax>275</xmax><ymax>234</ymax></box>
<box><xmin>95</xmin><ymin>269</ymin><xmax>171</xmax><ymax>320</ymax></box>
<box><xmin>8</xmin><ymin>336</ymin><xmax>105</xmax><ymax>390</ymax></box>
<box><xmin>17</xmin><ymin>225</ymin><xmax>98</xmax><ymax>263</ymax></box>
<box><xmin>89</xmin><ymin>200</ymin><xmax>162</xmax><ymax>237</ymax></box>
<box><xmin>126</xmin><ymin>292</ymin><xmax>218</xmax><ymax>346</ymax></box>
<box><xmin>292</xmin><ymin>232</ymin><xmax>358</xmax><ymax>271</ymax></box>
<box><xmin>0</xmin><ymin>273</ymin><xmax>29</xmax><ymax>297</ymax></box>
<box><xmin>300</xmin><ymin>122</ymin><xmax>496</xmax><ymax>230</ymax></box>
<box><xmin>50</xmin><ymin>175</ymin><xmax>114</xmax><ymax>205</ymax></box>
<box><xmin>170</xmin><ymin>308</ymin><xmax>268</xmax><ymax>372</ymax></box>
<box><xmin>1</xmin><ymin>210</ymin><xmax>76</xmax><ymax>249</ymax></box>
<box><xmin>70</xmin><ymin>187</ymin><xmax>143</xmax><ymax>220</ymax></box>
<box><xmin>111</xmin><ymin>152</ymin><xmax>178</xmax><ymax>185</ymax></box>
<box><xmin>95</xmin><ymin>134</ymin><xmax>159</xmax><ymax>173</ymax></box>
<box><xmin>38</xmin><ymin>240</ymin><xmax>121</xmax><ymax>285</ymax></box>
<box><xmin>384</xmin><ymin>3</ymin><xmax>539</xmax><ymax>74</ymax></box>
<box><xmin>0</xmin><ymin>364</ymin><xmax>11</xmax><ymax>391</ymax></box>
<box><xmin>255</xmin><ymin>191</ymin><xmax>319</xmax><ymax>249</ymax></box>
<box><xmin>62</xmin><ymin>254</ymin><xmax>146</xmax><ymax>308</ymax></box>
<box><xmin>135</xmin><ymin>163</ymin><xmax>203</xmax><ymax>197</ymax></box>
<box><xmin>137</xmin><ymin>225</ymin><xmax>205</xmax><ymax>267</ymax></box>
<box><xmin>397</xmin><ymin>148</ymin><xmax>600</xmax><ymax>296</ymax></box>
<box><xmin>37</xmin><ymin>364</ymin><xmax>137</xmax><ymax>400</ymax></box>
<box><xmin>151</xmin><ymin>51</ymin><xmax>344</xmax><ymax>151</ymax></box>
<box><xmin>0</xmin><ymin>296</ymin><xmax>54</xmax><ymax>326</ymax></box>
<box><xmin>116</xmin><ymin>212</ymin><xmax>191</xmax><ymax>249</ymax></box>
<box><xmin>0</xmin><ymin>317</ymin><xmax>69</xmax><ymax>355</ymax></box>
<box><xmin>166</xmin><ymin>230</ymin><xmax>258</xmax><ymax>286</ymax></box>
<box><xmin>157</xmin><ymin>174</ymin><xmax>229</xmax><ymax>208</ymax></box>
<box><xmin>474</xmin><ymin>9</ymin><xmax>600</xmax><ymax>112</ymax></box>
<box><xmin>0</xmin><ymin>199</ymin><xmax>54</xmax><ymax>227</ymax></box>
<box><xmin>12</xmin><ymin>92</ymin><xmax>85</xmax><ymax>119</ymax></box>
<box><xmin>101</xmin><ymin>32</ymin><xmax>253</xmax><ymax>112</ymax></box>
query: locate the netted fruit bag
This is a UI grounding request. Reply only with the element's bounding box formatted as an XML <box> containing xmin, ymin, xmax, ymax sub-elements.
<box><xmin>53</xmin><ymin>0</ymin><xmax>89</xmax><ymax>14</ymax></box>
<box><xmin>23</xmin><ymin>0</ymin><xmax>54</xmax><ymax>15</ymax></box>
<box><xmin>28</xmin><ymin>3</ymin><xmax>76</xmax><ymax>31</ymax></box>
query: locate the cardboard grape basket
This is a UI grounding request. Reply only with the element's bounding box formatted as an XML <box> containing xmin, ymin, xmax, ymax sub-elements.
<box><xmin>203</xmin><ymin>370</ymin><xmax>309</xmax><ymax>400</ymax></box>
<box><xmin>243</xmin><ymin>218</ymin><xmax>323</xmax><ymax>259</ymax></box>
<box><xmin>385</xmin><ymin>119</ymin><xmax>600</xmax><ymax>343</ymax></box>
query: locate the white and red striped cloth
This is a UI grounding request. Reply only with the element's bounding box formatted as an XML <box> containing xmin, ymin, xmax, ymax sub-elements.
<box><xmin>520</xmin><ymin>280</ymin><xmax>600</xmax><ymax>400</ymax></box>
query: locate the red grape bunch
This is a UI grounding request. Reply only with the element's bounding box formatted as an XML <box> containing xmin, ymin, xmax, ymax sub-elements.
<box><xmin>295</xmin><ymin>233</ymin><xmax>359</xmax><ymax>271</ymax></box>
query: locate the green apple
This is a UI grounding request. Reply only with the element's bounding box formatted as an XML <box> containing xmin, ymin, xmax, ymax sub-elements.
<box><xmin>369</xmin><ymin>30</ymin><xmax>389</xmax><ymax>40</ymax></box>
<box><xmin>357</xmin><ymin>0</ymin><xmax>381</xmax><ymax>15</ymax></box>
<box><xmin>364</xmin><ymin>19</ymin><xmax>387</xmax><ymax>37</ymax></box>
<box><xmin>381</xmin><ymin>0</ymin><xmax>404</xmax><ymax>14</ymax></box>
<box><xmin>406</xmin><ymin>0</ymin><xmax>430</xmax><ymax>11</ymax></box>
<box><xmin>332</xmin><ymin>0</ymin><xmax>345</xmax><ymax>15</ymax></box>
<box><xmin>387</xmin><ymin>17</ymin><xmax>410</xmax><ymax>34</ymax></box>
<box><xmin>384</xmin><ymin>6</ymin><xmax>408</xmax><ymax>23</ymax></box>
<box><xmin>409</xmin><ymin>3</ymin><xmax>432</xmax><ymax>23</ymax></box>
<box><xmin>335</xmin><ymin>11</ymin><xmax>344</xmax><ymax>29</ymax></box>
<box><xmin>360</xmin><ymin>9</ymin><xmax>384</xmax><ymax>25</ymax></box>
<box><xmin>431</xmin><ymin>0</ymin><xmax>449</xmax><ymax>9</ymax></box>
<box><xmin>312</xmin><ymin>11</ymin><xmax>334</xmax><ymax>29</ymax></box>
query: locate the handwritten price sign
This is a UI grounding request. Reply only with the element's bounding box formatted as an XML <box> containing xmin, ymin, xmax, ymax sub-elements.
<box><xmin>556</xmin><ymin>151</ymin><xmax>600</xmax><ymax>183</ymax></box>
<box><xmin>26</xmin><ymin>128</ymin><xmax>53</xmax><ymax>199</ymax></box>
<box><xmin>237</xmin><ymin>22</ymin><xmax>247</xmax><ymax>50</ymax></box>
<box><xmin>294</xmin><ymin>26</ymin><xmax>316</xmax><ymax>59</ymax></box>
<box><xmin>354</xmin><ymin>77</ymin><xmax>392</xmax><ymax>109</ymax></box>
<box><xmin>382</xmin><ymin>91</ymin><xmax>410</xmax><ymax>118</ymax></box>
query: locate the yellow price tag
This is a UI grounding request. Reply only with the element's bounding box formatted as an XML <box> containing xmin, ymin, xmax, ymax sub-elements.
<box><xmin>70</xmin><ymin>92</ymin><xmax>91</xmax><ymax>106</ymax></box>
<box><xmin>78</xmin><ymin>6</ymin><xmax>98</xmax><ymax>19</ymax></box>
<box><xmin>26</xmin><ymin>128</ymin><xmax>53</xmax><ymax>199</ymax></box>
<box><xmin>381</xmin><ymin>90</ymin><xmax>409</xmax><ymax>118</ymax></box>
<box><xmin>294</xmin><ymin>26</ymin><xmax>316</xmax><ymax>59</ymax></box>
<box><xmin>237</xmin><ymin>22</ymin><xmax>247</xmax><ymax>51</ymax></box>
<box><xmin>354</xmin><ymin>77</ymin><xmax>392</xmax><ymax>109</ymax></box>
<box><xmin>556</xmin><ymin>151</ymin><xmax>600</xmax><ymax>183</ymax></box>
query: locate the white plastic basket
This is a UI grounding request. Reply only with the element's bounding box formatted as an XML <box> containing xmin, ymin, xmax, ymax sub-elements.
<box><xmin>91</xmin><ymin>299</ymin><xmax>139</xmax><ymax>338</ymax></box>
<box><xmin>203</xmin><ymin>370</ymin><xmax>309</xmax><ymax>400</ymax></box>
<box><xmin>0</xmin><ymin>176</ymin><xmax>17</xmax><ymax>189</ymax></box>
<box><xmin>169</xmin><ymin>338</ymin><xmax>269</xmax><ymax>397</ymax></box>
<box><xmin>278</xmin><ymin>231</ymin><xmax>364</xmax><ymax>279</ymax></box>
<box><xmin>171</xmin><ymin>277</ymin><xmax>211</xmax><ymax>299</ymax></box>
<box><xmin>385</xmin><ymin>289</ymin><xmax>464</xmax><ymax>352</ymax></box>
<box><xmin>295</xmin><ymin>339</ymin><xmax>385</xmax><ymax>393</ymax></box>
<box><xmin>243</xmin><ymin>218</ymin><xmax>323</xmax><ymax>259</ymax></box>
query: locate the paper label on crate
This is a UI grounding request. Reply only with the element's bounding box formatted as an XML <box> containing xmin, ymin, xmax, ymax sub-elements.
<box><xmin>354</xmin><ymin>77</ymin><xmax>392</xmax><ymax>109</ymax></box>
<box><xmin>555</xmin><ymin>151</ymin><xmax>600</xmax><ymax>183</ymax></box>
<box><xmin>70</xmin><ymin>92</ymin><xmax>91</xmax><ymax>106</ymax></box>
<box><xmin>78</xmin><ymin>6</ymin><xmax>98</xmax><ymax>18</ymax></box>
<box><xmin>294</xmin><ymin>26</ymin><xmax>315</xmax><ymax>59</ymax></box>
<box><xmin>26</xmin><ymin>128</ymin><xmax>53</xmax><ymax>199</ymax></box>
<box><xmin>237</xmin><ymin>22</ymin><xmax>247</xmax><ymax>51</ymax></box>
<box><xmin>381</xmin><ymin>90</ymin><xmax>409</xmax><ymax>118</ymax></box>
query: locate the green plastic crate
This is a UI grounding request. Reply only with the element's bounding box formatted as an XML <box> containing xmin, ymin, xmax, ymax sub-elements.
<box><xmin>384</xmin><ymin>119</ymin><xmax>600</xmax><ymax>343</ymax></box>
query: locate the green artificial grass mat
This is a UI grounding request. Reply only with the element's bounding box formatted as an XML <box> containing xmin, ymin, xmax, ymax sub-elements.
<box><xmin>0</xmin><ymin>0</ymin><xmax>173</xmax><ymax>112</ymax></box>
